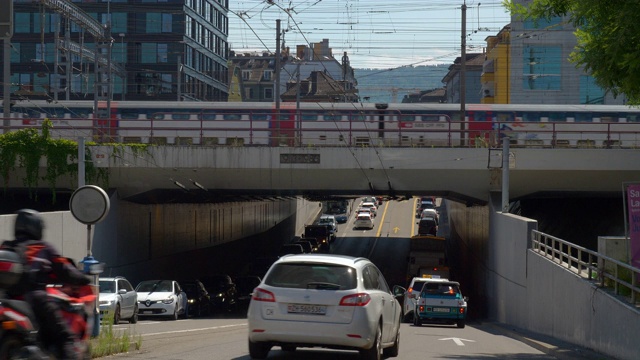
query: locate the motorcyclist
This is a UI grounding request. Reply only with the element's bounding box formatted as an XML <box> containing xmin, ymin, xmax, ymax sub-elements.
<box><xmin>1</xmin><ymin>209</ymin><xmax>91</xmax><ymax>360</ymax></box>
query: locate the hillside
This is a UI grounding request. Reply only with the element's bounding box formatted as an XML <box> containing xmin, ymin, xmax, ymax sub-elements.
<box><xmin>355</xmin><ymin>65</ymin><xmax>450</xmax><ymax>103</ymax></box>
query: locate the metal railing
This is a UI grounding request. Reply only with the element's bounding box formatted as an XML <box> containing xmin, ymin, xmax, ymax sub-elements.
<box><xmin>532</xmin><ymin>230</ymin><xmax>640</xmax><ymax>305</ymax></box>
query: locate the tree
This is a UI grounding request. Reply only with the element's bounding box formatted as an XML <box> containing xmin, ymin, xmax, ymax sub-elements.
<box><xmin>504</xmin><ymin>0</ymin><xmax>640</xmax><ymax>105</ymax></box>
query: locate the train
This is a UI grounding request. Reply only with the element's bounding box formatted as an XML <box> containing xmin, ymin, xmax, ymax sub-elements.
<box><xmin>5</xmin><ymin>100</ymin><xmax>640</xmax><ymax>148</ymax></box>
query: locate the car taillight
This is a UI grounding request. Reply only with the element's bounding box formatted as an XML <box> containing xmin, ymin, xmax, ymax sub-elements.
<box><xmin>251</xmin><ymin>288</ymin><xmax>275</xmax><ymax>302</ymax></box>
<box><xmin>339</xmin><ymin>293</ymin><xmax>371</xmax><ymax>306</ymax></box>
<box><xmin>407</xmin><ymin>287</ymin><xmax>413</xmax><ymax>294</ymax></box>
<box><xmin>459</xmin><ymin>307</ymin><xmax>465</xmax><ymax>314</ymax></box>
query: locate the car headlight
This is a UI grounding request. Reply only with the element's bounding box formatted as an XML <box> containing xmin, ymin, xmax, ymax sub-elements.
<box><xmin>99</xmin><ymin>300</ymin><xmax>114</xmax><ymax>306</ymax></box>
<box><xmin>188</xmin><ymin>299</ymin><xmax>195</xmax><ymax>303</ymax></box>
<box><xmin>216</xmin><ymin>293</ymin><xmax>224</xmax><ymax>298</ymax></box>
<box><xmin>162</xmin><ymin>297</ymin><xmax>175</xmax><ymax>304</ymax></box>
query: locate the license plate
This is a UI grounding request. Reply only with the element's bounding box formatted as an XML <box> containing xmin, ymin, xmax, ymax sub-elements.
<box><xmin>433</xmin><ymin>307</ymin><xmax>450</xmax><ymax>313</ymax></box>
<box><xmin>287</xmin><ymin>304</ymin><xmax>327</xmax><ymax>315</ymax></box>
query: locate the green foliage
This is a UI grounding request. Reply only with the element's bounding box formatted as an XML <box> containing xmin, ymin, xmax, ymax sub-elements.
<box><xmin>504</xmin><ymin>0</ymin><xmax>640</xmax><ymax>104</ymax></box>
<box><xmin>91</xmin><ymin>312</ymin><xmax>142</xmax><ymax>358</ymax></box>
<box><xmin>0</xmin><ymin>120</ymin><xmax>109</xmax><ymax>202</ymax></box>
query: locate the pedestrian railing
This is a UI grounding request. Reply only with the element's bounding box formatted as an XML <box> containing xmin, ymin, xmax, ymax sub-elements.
<box><xmin>531</xmin><ymin>230</ymin><xmax>640</xmax><ymax>306</ymax></box>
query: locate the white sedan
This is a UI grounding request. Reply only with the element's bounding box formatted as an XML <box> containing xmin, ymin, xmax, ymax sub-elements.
<box><xmin>135</xmin><ymin>280</ymin><xmax>188</xmax><ymax>320</ymax></box>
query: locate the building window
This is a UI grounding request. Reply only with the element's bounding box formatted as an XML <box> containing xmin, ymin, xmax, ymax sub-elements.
<box><xmin>263</xmin><ymin>70</ymin><xmax>272</xmax><ymax>81</ymax></box>
<box><xmin>242</xmin><ymin>70</ymin><xmax>251</xmax><ymax>81</ymax></box>
<box><xmin>264</xmin><ymin>87</ymin><xmax>273</xmax><ymax>99</ymax></box>
<box><xmin>147</xmin><ymin>13</ymin><xmax>161</xmax><ymax>33</ymax></box>
<box><xmin>522</xmin><ymin>46</ymin><xmax>561</xmax><ymax>90</ymax></box>
<box><xmin>162</xmin><ymin>13</ymin><xmax>172</xmax><ymax>32</ymax></box>
<box><xmin>580</xmin><ymin>76</ymin><xmax>605</xmax><ymax>104</ymax></box>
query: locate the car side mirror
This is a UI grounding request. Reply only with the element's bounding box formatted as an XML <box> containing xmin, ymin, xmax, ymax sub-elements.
<box><xmin>464</xmin><ymin>296</ymin><xmax>469</xmax><ymax>302</ymax></box>
<box><xmin>118</xmin><ymin>289</ymin><xmax>127</xmax><ymax>294</ymax></box>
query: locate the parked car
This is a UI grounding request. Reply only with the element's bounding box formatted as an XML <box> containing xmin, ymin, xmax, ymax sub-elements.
<box><xmin>354</xmin><ymin>213</ymin><xmax>374</xmax><ymax>230</ymax></box>
<box><xmin>200</xmin><ymin>274</ymin><xmax>238</xmax><ymax>313</ymax></box>
<box><xmin>234</xmin><ymin>275</ymin><xmax>262</xmax><ymax>308</ymax></box>
<box><xmin>135</xmin><ymin>280</ymin><xmax>188</xmax><ymax>320</ymax></box>
<box><xmin>247</xmin><ymin>254</ymin><xmax>403</xmax><ymax>359</ymax></box>
<box><xmin>98</xmin><ymin>276</ymin><xmax>138</xmax><ymax>324</ymax></box>
<box><xmin>180</xmin><ymin>279</ymin><xmax>211</xmax><ymax>317</ymax></box>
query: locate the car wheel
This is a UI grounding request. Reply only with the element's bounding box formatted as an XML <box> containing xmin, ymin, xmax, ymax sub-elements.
<box><xmin>383</xmin><ymin>321</ymin><xmax>400</xmax><ymax>358</ymax></box>
<box><xmin>457</xmin><ymin>320</ymin><xmax>465</xmax><ymax>329</ymax></box>
<box><xmin>113</xmin><ymin>304</ymin><xmax>121</xmax><ymax>324</ymax></box>
<box><xmin>360</xmin><ymin>324</ymin><xmax>382</xmax><ymax>360</ymax></box>
<box><xmin>413</xmin><ymin>315</ymin><xmax>422</xmax><ymax>327</ymax></box>
<box><xmin>129</xmin><ymin>304</ymin><xmax>138</xmax><ymax>324</ymax></box>
<box><xmin>402</xmin><ymin>311</ymin><xmax>412</xmax><ymax>323</ymax></box>
<box><xmin>170</xmin><ymin>306</ymin><xmax>178</xmax><ymax>321</ymax></box>
<box><xmin>248</xmin><ymin>340</ymin><xmax>271</xmax><ymax>359</ymax></box>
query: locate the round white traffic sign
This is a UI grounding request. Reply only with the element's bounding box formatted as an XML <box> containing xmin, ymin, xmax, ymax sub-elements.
<box><xmin>69</xmin><ymin>185</ymin><xmax>110</xmax><ymax>224</ymax></box>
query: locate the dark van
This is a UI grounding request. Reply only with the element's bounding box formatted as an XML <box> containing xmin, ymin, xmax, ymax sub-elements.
<box><xmin>418</xmin><ymin>217</ymin><xmax>438</xmax><ymax>236</ymax></box>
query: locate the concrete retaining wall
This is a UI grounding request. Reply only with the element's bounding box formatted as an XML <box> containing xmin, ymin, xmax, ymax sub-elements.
<box><xmin>0</xmin><ymin>211</ymin><xmax>89</xmax><ymax>264</ymax></box>
<box><xmin>486</xmin><ymin>193</ymin><xmax>640</xmax><ymax>360</ymax></box>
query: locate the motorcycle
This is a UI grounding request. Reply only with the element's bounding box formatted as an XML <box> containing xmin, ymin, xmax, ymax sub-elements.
<box><xmin>0</xmin><ymin>250</ymin><xmax>96</xmax><ymax>360</ymax></box>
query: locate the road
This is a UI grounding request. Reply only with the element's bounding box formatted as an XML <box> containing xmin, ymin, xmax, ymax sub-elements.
<box><xmin>100</xmin><ymin>198</ymin><xmax>603</xmax><ymax>359</ymax></box>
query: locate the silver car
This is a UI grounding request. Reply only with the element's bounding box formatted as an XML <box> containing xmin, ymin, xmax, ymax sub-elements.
<box><xmin>136</xmin><ymin>280</ymin><xmax>188</xmax><ymax>320</ymax></box>
<box><xmin>99</xmin><ymin>276</ymin><xmax>138</xmax><ymax>324</ymax></box>
<box><xmin>247</xmin><ymin>254</ymin><xmax>403</xmax><ymax>359</ymax></box>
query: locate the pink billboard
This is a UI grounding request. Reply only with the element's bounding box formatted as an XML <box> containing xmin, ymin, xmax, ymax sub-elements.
<box><xmin>626</xmin><ymin>184</ymin><xmax>640</xmax><ymax>270</ymax></box>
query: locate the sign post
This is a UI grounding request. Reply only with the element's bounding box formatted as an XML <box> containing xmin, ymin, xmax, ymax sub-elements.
<box><xmin>70</xmin><ymin>185</ymin><xmax>110</xmax><ymax>337</ymax></box>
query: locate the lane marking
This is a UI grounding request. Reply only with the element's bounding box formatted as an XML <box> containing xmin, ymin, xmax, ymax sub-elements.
<box><xmin>438</xmin><ymin>337</ymin><xmax>475</xmax><ymax>346</ymax></box>
<box><xmin>375</xmin><ymin>201</ymin><xmax>390</xmax><ymax>238</ymax></box>
<box><xmin>143</xmin><ymin>323</ymin><xmax>247</xmax><ymax>337</ymax></box>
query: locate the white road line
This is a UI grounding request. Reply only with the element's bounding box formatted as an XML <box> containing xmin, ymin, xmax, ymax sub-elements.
<box><xmin>142</xmin><ymin>323</ymin><xmax>247</xmax><ymax>337</ymax></box>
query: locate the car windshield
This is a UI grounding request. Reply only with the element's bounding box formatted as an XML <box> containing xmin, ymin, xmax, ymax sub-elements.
<box><xmin>421</xmin><ymin>282</ymin><xmax>462</xmax><ymax>298</ymax></box>
<box><xmin>318</xmin><ymin>219</ymin><xmax>333</xmax><ymax>224</ymax></box>
<box><xmin>265</xmin><ymin>263</ymin><xmax>357</xmax><ymax>290</ymax></box>
<box><xmin>99</xmin><ymin>280</ymin><xmax>116</xmax><ymax>293</ymax></box>
<box><xmin>137</xmin><ymin>280</ymin><xmax>173</xmax><ymax>293</ymax></box>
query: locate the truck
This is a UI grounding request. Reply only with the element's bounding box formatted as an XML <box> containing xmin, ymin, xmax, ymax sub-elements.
<box><xmin>304</xmin><ymin>225</ymin><xmax>330</xmax><ymax>253</ymax></box>
<box><xmin>406</xmin><ymin>235</ymin><xmax>449</xmax><ymax>281</ymax></box>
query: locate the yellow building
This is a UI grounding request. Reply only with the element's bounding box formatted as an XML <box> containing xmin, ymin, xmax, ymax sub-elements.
<box><xmin>481</xmin><ymin>25</ymin><xmax>511</xmax><ymax>104</ymax></box>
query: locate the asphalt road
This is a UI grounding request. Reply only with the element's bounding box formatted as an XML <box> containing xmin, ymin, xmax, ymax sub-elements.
<box><xmin>100</xmin><ymin>198</ymin><xmax>610</xmax><ymax>359</ymax></box>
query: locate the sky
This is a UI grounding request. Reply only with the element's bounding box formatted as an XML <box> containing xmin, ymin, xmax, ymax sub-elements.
<box><xmin>228</xmin><ymin>0</ymin><xmax>512</xmax><ymax>69</ymax></box>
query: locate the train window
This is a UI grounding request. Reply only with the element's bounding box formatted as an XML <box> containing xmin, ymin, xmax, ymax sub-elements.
<box><xmin>400</xmin><ymin>115</ymin><xmax>415</xmax><ymax>122</ymax></box>
<box><xmin>19</xmin><ymin>108</ymin><xmax>42</xmax><ymax>118</ymax></box>
<box><xmin>472</xmin><ymin>111</ymin><xmax>490</xmax><ymax>123</ymax></box>
<box><xmin>495</xmin><ymin>112</ymin><xmax>514</xmax><ymax>122</ymax></box>
<box><xmin>171</xmin><ymin>113</ymin><xmax>192</xmax><ymax>120</ymax></box>
<box><xmin>323</xmin><ymin>113</ymin><xmax>342</xmax><ymax>121</ymax></box>
<box><xmin>42</xmin><ymin>108</ymin><xmax>67</xmax><ymax>119</ymax></box>
<box><xmin>626</xmin><ymin>114</ymin><xmax>640</xmax><ymax>123</ymax></box>
<box><xmin>351</xmin><ymin>112</ymin><xmax>369</xmax><ymax>121</ymax></box>
<box><xmin>120</xmin><ymin>109</ymin><xmax>141</xmax><ymax>119</ymax></box>
<box><xmin>69</xmin><ymin>108</ymin><xmax>91</xmax><ymax>119</ymax></box>
<box><xmin>201</xmin><ymin>112</ymin><xmax>216</xmax><ymax>120</ymax></box>
<box><xmin>251</xmin><ymin>111</ymin><xmax>271</xmax><ymax>121</ymax></box>
<box><xmin>574</xmin><ymin>113</ymin><xmax>593</xmax><ymax>122</ymax></box>
<box><xmin>522</xmin><ymin>112</ymin><xmax>542</xmax><ymax>122</ymax></box>
<box><xmin>421</xmin><ymin>114</ymin><xmax>442</xmax><ymax>122</ymax></box>
<box><xmin>548</xmin><ymin>112</ymin><xmax>567</xmax><ymax>122</ymax></box>
<box><xmin>301</xmin><ymin>112</ymin><xmax>320</xmax><ymax>121</ymax></box>
<box><xmin>595</xmin><ymin>113</ymin><xmax>618</xmax><ymax>123</ymax></box>
<box><xmin>150</xmin><ymin>113</ymin><xmax>166</xmax><ymax>120</ymax></box>
<box><xmin>223</xmin><ymin>111</ymin><xmax>242</xmax><ymax>121</ymax></box>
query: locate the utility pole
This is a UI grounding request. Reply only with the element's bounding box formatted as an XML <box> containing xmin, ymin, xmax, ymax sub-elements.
<box><xmin>275</xmin><ymin>19</ymin><xmax>281</xmax><ymax>144</ymax></box>
<box><xmin>460</xmin><ymin>1</ymin><xmax>467</xmax><ymax>146</ymax></box>
<box><xmin>2</xmin><ymin>0</ymin><xmax>13</xmax><ymax>134</ymax></box>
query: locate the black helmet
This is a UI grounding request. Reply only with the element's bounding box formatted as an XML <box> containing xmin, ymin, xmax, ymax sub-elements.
<box><xmin>14</xmin><ymin>209</ymin><xmax>44</xmax><ymax>240</ymax></box>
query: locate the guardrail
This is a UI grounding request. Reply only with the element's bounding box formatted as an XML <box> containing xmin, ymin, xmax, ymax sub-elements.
<box><xmin>531</xmin><ymin>230</ymin><xmax>640</xmax><ymax>305</ymax></box>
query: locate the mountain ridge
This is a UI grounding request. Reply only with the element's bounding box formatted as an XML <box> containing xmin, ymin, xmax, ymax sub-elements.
<box><xmin>355</xmin><ymin>65</ymin><xmax>450</xmax><ymax>103</ymax></box>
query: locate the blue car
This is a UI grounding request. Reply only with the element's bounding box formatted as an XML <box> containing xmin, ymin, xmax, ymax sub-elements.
<box><xmin>324</xmin><ymin>208</ymin><xmax>348</xmax><ymax>223</ymax></box>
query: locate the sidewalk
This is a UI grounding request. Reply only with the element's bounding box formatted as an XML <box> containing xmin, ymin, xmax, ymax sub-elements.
<box><xmin>484</xmin><ymin>322</ymin><xmax>613</xmax><ymax>360</ymax></box>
